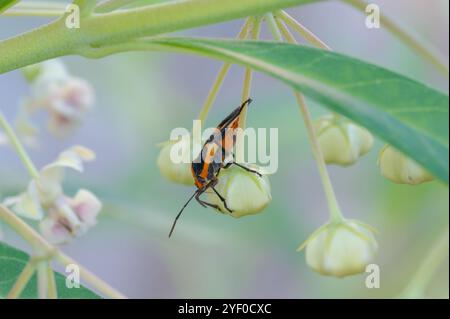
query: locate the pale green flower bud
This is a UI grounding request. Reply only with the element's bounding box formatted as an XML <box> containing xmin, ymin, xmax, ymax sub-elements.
<box><xmin>206</xmin><ymin>165</ymin><xmax>271</xmax><ymax>217</ymax></box>
<box><xmin>315</xmin><ymin>115</ymin><xmax>374</xmax><ymax>166</ymax></box>
<box><xmin>378</xmin><ymin>145</ymin><xmax>434</xmax><ymax>185</ymax></box>
<box><xmin>157</xmin><ymin>135</ymin><xmax>200</xmax><ymax>186</ymax></box>
<box><xmin>300</xmin><ymin>220</ymin><xmax>378</xmax><ymax>277</ymax></box>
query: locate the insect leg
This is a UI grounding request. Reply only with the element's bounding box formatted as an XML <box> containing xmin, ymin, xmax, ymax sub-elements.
<box><xmin>208</xmin><ymin>179</ymin><xmax>233</xmax><ymax>213</ymax></box>
<box><xmin>169</xmin><ymin>190</ymin><xmax>198</xmax><ymax>238</ymax></box>
<box><xmin>224</xmin><ymin>155</ymin><xmax>262</xmax><ymax>177</ymax></box>
<box><xmin>196</xmin><ymin>196</ymin><xmax>224</xmax><ymax>212</ymax></box>
<box><xmin>232</xmin><ymin>162</ymin><xmax>262</xmax><ymax>177</ymax></box>
<box><xmin>210</xmin><ymin>186</ymin><xmax>233</xmax><ymax>213</ymax></box>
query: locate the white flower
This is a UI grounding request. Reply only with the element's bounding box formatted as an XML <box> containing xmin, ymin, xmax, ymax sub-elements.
<box><xmin>39</xmin><ymin>189</ymin><xmax>101</xmax><ymax>244</ymax></box>
<box><xmin>378</xmin><ymin>145</ymin><xmax>434</xmax><ymax>185</ymax></box>
<box><xmin>300</xmin><ymin>220</ymin><xmax>378</xmax><ymax>277</ymax></box>
<box><xmin>24</xmin><ymin>59</ymin><xmax>95</xmax><ymax>136</ymax></box>
<box><xmin>157</xmin><ymin>134</ymin><xmax>201</xmax><ymax>186</ymax></box>
<box><xmin>315</xmin><ymin>115</ymin><xmax>374</xmax><ymax>166</ymax></box>
<box><xmin>206</xmin><ymin>164</ymin><xmax>271</xmax><ymax>217</ymax></box>
<box><xmin>3</xmin><ymin>146</ymin><xmax>100</xmax><ymax>244</ymax></box>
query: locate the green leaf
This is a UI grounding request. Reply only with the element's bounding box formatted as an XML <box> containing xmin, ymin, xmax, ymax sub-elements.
<box><xmin>0</xmin><ymin>0</ymin><xmax>18</xmax><ymax>14</ymax></box>
<box><xmin>147</xmin><ymin>38</ymin><xmax>449</xmax><ymax>182</ymax></box>
<box><xmin>0</xmin><ymin>242</ymin><xmax>100</xmax><ymax>299</ymax></box>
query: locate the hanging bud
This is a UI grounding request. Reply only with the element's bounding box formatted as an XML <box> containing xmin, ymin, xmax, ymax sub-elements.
<box><xmin>378</xmin><ymin>145</ymin><xmax>434</xmax><ymax>185</ymax></box>
<box><xmin>300</xmin><ymin>220</ymin><xmax>378</xmax><ymax>277</ymax></box>
<box><xmin>206</xmin><ymin>164</ymin><xmax>271</xmax><ymax>217</ymax></box>
<box><xmin>315</xmin><ymin>115</ymin><xmax>374</xmax><ymax>166</ymax></box>
<box><xmin>157</xmin><ymin>134</ymin><xmax>202</xmax><ymax>186</ymax></box>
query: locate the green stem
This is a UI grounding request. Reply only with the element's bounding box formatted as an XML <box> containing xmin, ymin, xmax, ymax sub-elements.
<box><xmin>344</xmin><ymin>0</ymin><xmax>449</xmax><ymax>77</ymax></box>
<box><xmin>238</xmin><ymin>16</ymin><xmax>261</xmax><ymax>130</ymax></box>
<box><xmin>268</xmin><ymin>13</ymin><xmax>344</xmax><ymax>223</ymax></box>
<box><xmin>0</xmin><ymin>0</ymin><xmax>313</xmax><ymax>74</ymax></box>
<box><xmin>0</xmin><ymin>204</ymin><xmax>126</xmax><ymax>299</ymax></box>
<box><xmin>197</xmin><ymin>17</ymin><xmax>252</xmax><ymax>123</ymax></box>
<box><xmin>6</xmin><ymin>260</ymin><xmax>37</xmax><ymax>299</ymax></box>
<box><xmin>400</xmin><ymin>226</ymin><xmax>449</xmax><ymax>298</ymax></box>
<box><xmin>0</xmin><ymin>0</ymin><xmax>19</xmax><ymax>14</ymax></box>
<box><xmin>95</xmin><ymin>0</ymin><xmax>163</xmax><ymax>13</ymax></box>
<box><xmin>264</xmin><ymin>12</ymin><xmax>282</xmax><ymax>41</ymax></box>
<box><xmin>0</xmin><ymin>110</ymin><xmax>39</xmax><ymax>179</ymax></box>
<box><xmin>235</xmin><ymin>16</ymin><xmax>260</xmax><ymax>163</ymax></box>
<box><xmin>37</xmin><ymin>261</ymin><xmax>48</xmax><ymax>299</ymax></box>
<box><xmin>47</xmin><ymin>262</ymin><xmax>58</xmax><ymax>299</ymax></box>
<box><xmin>277</xmin><ymin>10</ymin><xmax>331</xmax><ymax>50</ymax></box>
<box><xmin>1</xmin><ymin>1</ymin><xmax>66</xmax><ymax>16</ymax></box>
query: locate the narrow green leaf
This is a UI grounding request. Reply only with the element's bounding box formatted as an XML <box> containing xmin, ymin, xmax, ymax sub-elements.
<box><xmin>0</xmin><ymin>0</ymin><xmax>18</xmax><ymax>14</ymax></box>
<box><xmin>148</xmin><ymin>38</ymin><xmax>449</xmax><ymax>182</ymax></box>
<box><xmin>0</xmin><ymin>242</ymin><xmax>100</xmax><ymax>299</ymax></box>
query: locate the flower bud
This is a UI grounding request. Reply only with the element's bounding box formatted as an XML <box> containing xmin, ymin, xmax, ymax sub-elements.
<box><xmin>315</xmin><ymin>115</ymin><xmax>374</xmax><ymax>166</ymax></box>
<box><xmin>301</xmin><ymin>220</ymin><xmax>378</xmax><ymax>277</ymax></box>
<box><xmin>206</xmin><ymin>165</ymin><xmax>271</xmax><ymax>217</ymax></box>
<box><xmin>157</xmin><ymin>135</ymin><xmax>200</xmax><ymax>186</ymax></box>
<box><xmin>378</xmin><ymin>145</ymin><xmax>434</xmax><ymax>185</ymax></box>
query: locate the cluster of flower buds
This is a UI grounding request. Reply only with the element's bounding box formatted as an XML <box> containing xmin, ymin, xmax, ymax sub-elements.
<box><xmin>3</xmin><ymin>146</ymin><xmax>101</xmax><ymax>244</ymax></box>
<box><xmin>21</xmin><ymin>59</ymin><xmax>95</xmax><ymax>137</ymax></box>
<box><xmin>315</xmin><ymin>114</ymin><xmax>374</xmax><ymax>166</ymax></box>
<box><xmin>157</xmin><ymin>134</ymin><xmax>272</xmax><ymax>217</ymax></box>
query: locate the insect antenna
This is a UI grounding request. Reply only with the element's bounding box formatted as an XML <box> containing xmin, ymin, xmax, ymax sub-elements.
<box><xmin>168</xmin><ymin>190</ymin><xmax>198</xmax><ymax>238</ymax></box>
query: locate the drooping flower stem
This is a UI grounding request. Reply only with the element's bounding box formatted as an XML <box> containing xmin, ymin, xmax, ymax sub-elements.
<box><xmin>277</xmin><ymin>10</ymin><xmax>331</xmax><ymax>50</ymax></box>
<box><xmin>267</xmin><ymin>13</ymin><xmax>344</xmax><ymax>223</ymax></box>
<box><xmin>197</xmin><ymin>17</ymin><xmax>252</xmax><ymax>123</ymax></box>
<box><xmin>0</xmin><ymin>204</ymin><xmax>126</xmax><ymax>299</ymax></box>
<box><xmin>238</xmin><ymin>16</ymin><xmax>261</xmax><ymax>130</ymax></box>
<box><xmin>235</xmin><ymin>16</ymin><xmax>261</xmax><ymax>163</ymax></box>
<box><xmin>0</xmin><ymin>110</ymin><xmax>39</xmax><ymax>179</ymax></box>
<box><xmin>400</xmin><ymin>226</ymin><xmax>449</xmax><ymax>298</ymax></box>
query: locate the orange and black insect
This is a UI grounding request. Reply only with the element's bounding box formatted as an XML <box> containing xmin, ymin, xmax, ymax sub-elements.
<box><xmin>168</xmin><ymin>98</ymin><xmax>261</xmax><ymax>237</ymax></box>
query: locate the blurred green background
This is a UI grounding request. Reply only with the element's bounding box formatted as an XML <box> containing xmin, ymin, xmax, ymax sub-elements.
<box><xmin>0</xmin><ymin>0</ymin><xmax>448</xmax><ymax>298</ymax></box>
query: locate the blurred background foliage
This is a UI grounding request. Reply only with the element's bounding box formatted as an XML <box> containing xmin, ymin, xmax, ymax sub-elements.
<box><xmin>0</xmin><ymin>0</ymin><xmax>448</xmax><ymax>298</ymax></box>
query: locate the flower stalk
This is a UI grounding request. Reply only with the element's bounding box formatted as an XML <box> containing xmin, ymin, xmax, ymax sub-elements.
<box><xmin>6</xmin><ymin>259</ymin><xmax>37</xmax><ymax>299</ymax></box>
<box><xmin>267</xmin><ymin>13</ymin><xmax>344</xmax><ymax>222</ymax></box>
<box><xmin>197</xmin><ymin>17</ymin><xmax>252</xmax><ymax>123</ymax></box>
<box><xmin>277</xmin><ymin>10</ymin><xmax>331</xmax><ymax>50</ymax></box>
<box><xmin>0</xmin><ymin>110</ymin><xmax>39</xmax><ymax>179</ymax></box>
<box><xmin>400</xmin><ymin>226</ymin><xmax>449</xmax><ymax>298</ymax></box>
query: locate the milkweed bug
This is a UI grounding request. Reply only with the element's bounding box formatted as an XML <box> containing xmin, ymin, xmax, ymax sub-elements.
<box><xmin>168</xmin><ymin>98</ymin><xmax>262</xmax><ymax>237</ymax></box>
